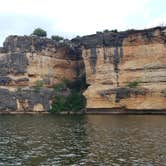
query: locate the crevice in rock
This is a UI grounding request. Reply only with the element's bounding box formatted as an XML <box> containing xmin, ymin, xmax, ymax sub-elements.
<box><xmin>89</xmin><ymin>48</ymin><xmax>97</xmax><ymax>74</ymax></box>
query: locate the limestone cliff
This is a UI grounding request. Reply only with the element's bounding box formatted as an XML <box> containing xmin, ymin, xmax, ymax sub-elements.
<box><xmin>0</xmin><ymin>35</ymin><xmax>83</xmax><ymax>112</ymax></box>
<box><xmin>0</xmin><ymin>26</ymin><xmax>166</xmax><ymax>112</ymax></box>
<box><xmin>74</xmin><ymin>27</ymin><xmax>166</xmax><ymax>110</ymax></box>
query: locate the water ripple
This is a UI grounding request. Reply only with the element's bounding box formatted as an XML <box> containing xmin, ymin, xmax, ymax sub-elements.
<box><xmin>0</xmin><ymin>115</ymin><xmax>165</xmax><ymax>165</ymax></box>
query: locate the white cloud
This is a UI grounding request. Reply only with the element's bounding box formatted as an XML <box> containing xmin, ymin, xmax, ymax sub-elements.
<box><xmin>0</xmin><ymin>0</ymin><xmax>155</xmax><ymax>45</ymax></box>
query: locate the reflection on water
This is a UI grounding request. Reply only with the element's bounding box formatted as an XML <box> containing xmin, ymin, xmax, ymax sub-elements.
<box><xmin>0</xmin><ymin>115</ymin><xmax>165</xmax><ymax>165</ymax></box>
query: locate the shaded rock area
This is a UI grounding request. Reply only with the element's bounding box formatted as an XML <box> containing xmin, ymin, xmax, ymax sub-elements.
<box><xmin>3</xmin><ymin>36</ymin><xmax>83</xmax><ymax>60</ymax></box>
<box><xmin>0</xmin><ymin>89</ymin><xmax>17</xmax><ymax>111</ymax></box>
<box><xmin>16</xmin><ymin>88</ymin><xmax>54</xmax><ymax>111</ymax></box>
<box><xmin>99</xmin><ymin>87</ymin><xmax>148</xmax><ymax>103</ymax></box>
<box><xmin>0</xmin><ymin>77</ymin><xmax>12</xmax><ymax>85</ymax></box>
<box><xmin>0</xmin><ymin>53</ymin><xmax>28</xmax><ymax>76</ymax></box>
<box><xmin>0</xmin><ymin>88</ymin><xmax>54</xmax><ymax>112</ymax></box>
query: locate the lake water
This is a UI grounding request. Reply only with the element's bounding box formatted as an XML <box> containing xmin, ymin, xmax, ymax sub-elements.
<box><xmin>0</xmin><ymin>115</ymin><xmax>166</xmax><ymax>166</ymax></box>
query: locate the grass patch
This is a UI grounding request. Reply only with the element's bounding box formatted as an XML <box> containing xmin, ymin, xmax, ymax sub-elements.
<box><xmin>127</xmin><ymin>80</ymin><xmax>140</xmax><ymax>88</ymax></box>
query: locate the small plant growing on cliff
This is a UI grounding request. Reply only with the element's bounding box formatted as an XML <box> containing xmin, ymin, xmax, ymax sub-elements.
<box><xmin>34</xmin><ymin>80</ymin><xmax>44</xmax><ymax>92</ymax></box>
<box><xmin>32</xmin><ymin>28</ymin><xmax>47</xmax><ymax>37</ymax></box>
<box><xmin>127</xmin><ymin>80</ymin><xmax>140</xmax><ymax>88</ymax></box>
<box><xmin>51</xmin><ymin>35</ymin><xmax>64</xmax><ymax>42</ymax></box>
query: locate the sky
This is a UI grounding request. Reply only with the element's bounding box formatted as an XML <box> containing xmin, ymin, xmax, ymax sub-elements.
<box><xmin>0</xmin><ymin>0</ymin><xmax>166</xmax><ymax>46</ymax></box>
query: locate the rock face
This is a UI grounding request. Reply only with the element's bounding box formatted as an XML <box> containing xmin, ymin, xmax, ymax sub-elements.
<box><xmin>0</xmin><ymin>36</ymin><xmax>83</xmax><ymax>112</ymax></box>
<box><xmin>77</xmin><ymin>27</ymin><xmax>166</xmax><ymax>110</ymax></box>
<box><xmin>0</xmin><ymin>26</ymin><xmax>166</xmax><ymax>112</ymax></box>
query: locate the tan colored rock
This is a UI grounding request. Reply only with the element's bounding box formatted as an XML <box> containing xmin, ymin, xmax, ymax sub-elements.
<box><xmin>82</xmin><ymin>27</ymin><xmax>166</xmax><ymax>110</ymax></box>
<box><xmin>33</xmin><ymin>104</ymin><xmax>44</xmax><ymax>112</ymax></box>
<box><xmin>0</xmin><ymin>35</ymin><xmax>84</xmax><ymax>112</ymax></box>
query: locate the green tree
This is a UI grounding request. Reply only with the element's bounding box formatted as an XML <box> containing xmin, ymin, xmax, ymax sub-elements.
<box><xmin>51</xmin><ymin>35</ymin><xmax>64</xmax><ymax>42</ymax></box>
<box><xmin>32</xmin><ymin>28</ymin><xmax>47</xmax><ymax>37</ymax></box>
<box><xmin>49</xmin><ymin>77</ymin><xmax>86</xmax><ymax>113</ymax></box>
<box><xmin>103</xmin><ymin>29</ymin><xmax>109</xmax><ymax>33</ymax></box>
<box><xmin>110</xmin><ymin>29</ymin><xmax>118</xmax><ymax>33</ymax></box>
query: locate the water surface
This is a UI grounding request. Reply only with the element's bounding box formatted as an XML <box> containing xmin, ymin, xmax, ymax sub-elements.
<box><xmin>0</xmin><ymin>115</ymin><xmax>166</xmax><ymax>165</ymax></box>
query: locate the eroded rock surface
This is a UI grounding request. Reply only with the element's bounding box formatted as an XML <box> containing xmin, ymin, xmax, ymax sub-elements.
<box><xmin>79</xmin><ymin>27</ymin><xmax>166</xmax><ymax>110</ymax></box>
<box><xmin>0</xmin><ymin>26</ymin><xmax>166</xmax><ymax>112</ymax></box>
<box><xmin>0</xmin><ymin>35</ymin><xmax>83</xmax><ymax>111</ymax></box>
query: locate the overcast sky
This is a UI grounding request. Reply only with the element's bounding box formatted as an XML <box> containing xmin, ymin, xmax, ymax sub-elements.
<box><xmin>0</xmin><ymin>0</ymin><xmax>166</xmax><ymax>46</ymax></box>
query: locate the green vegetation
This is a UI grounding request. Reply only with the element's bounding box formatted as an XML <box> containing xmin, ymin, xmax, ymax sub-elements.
<box><xmin>32</xmin><ymin>28</ymin><xmax>47</xmax><ymax>37</ymax></box>
<box><xmin>75</xmin><ymin>35</ymin><xmax>80</xmax><ymax>38</ymax></box>
<box><xmin>51</xmin><ymin>35</ymin><xmax>64</xmax><ymax>42</ymax></box>
<box><xmin>51</xmin><ymin>91</ymin><xmax>85</xmax><ymax>113</ymax></box>
<box><xmin>96</xmin><ymin>31</ymin><xmax>102</xmax><ymax>34</ymax></box>
<box><xmin>103</xmin><ymin>29</ymin><xmax>118</xmax><ymax>33</ymax></box>
<box><xmin>34</xmin><ymin>80</ymin><xmax>44</xmax><ymax>92</ymax></box>
<box><xmin>49</xmin><ymin>75</ymin><xmax>87</xmax><ymax>113</ymax></box>
<box><xmin>127</xmin><ymin>80</ymin><xmax>140</xmax><ymax>88</ymax></box>
<box><xmin>103</xmin><ymin>29</ymin><xmax>109</xmax><ymax>33</ymax></box>
<box><xmin>110</xmin><ymin>29</ymin><xmax>118</xmax><ymax>33</ymax></box>
<box><xmin>97</xmin><ymin>29</ymin><xmax>118</xmax><ymax>34</ymax></box>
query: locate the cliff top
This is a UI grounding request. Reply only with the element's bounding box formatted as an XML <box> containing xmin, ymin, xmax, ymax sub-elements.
<box><xmin>0</xmin><ymin>35</ymin><xmax>82</xmax><ymax>60</ymax></box>
<box><xmin>1</xmin><ymin>35</ymin><xmax>59</xmax><ymax>53</ymax></box>
<box><xmin>72</xmin><ymin>26</ymin><xmax>166</xmax><ymax>48</ymax></box>
<box><xmin>1</xmin><ymin>26</ymin><xmax>166</xmax><ymax>53</ymax></box>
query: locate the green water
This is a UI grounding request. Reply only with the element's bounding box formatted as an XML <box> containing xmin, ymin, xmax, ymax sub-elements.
<box><xmin>0</xmin><ymin>115</ymin><xmax>166</xmax><ymax>165</ymax></box>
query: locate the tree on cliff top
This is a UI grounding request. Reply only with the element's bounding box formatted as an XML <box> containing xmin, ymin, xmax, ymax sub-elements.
<box><xmin>51</xmin><ymin>35</ymin><xmax>64</xmax><ymax>42</ymax></box>
<box><xmin>32</xmin><ymin>28</ymin><xmax>47</xmax><ymax>37</ymax></box>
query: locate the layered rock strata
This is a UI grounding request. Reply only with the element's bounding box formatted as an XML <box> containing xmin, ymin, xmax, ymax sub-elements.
<box><xmin>75</xmin><ymin>27</ymin><xmax>166</xmax><ymax>110</ymax></box>
<box><xmin>0</xmin><ymin>26</ymin><xmax>166</xmax><ymax>112</ymax></box>
<box><xmin>0</xmin><ymin>36</ymin><xmax>83</xmax><ymax>112</ymax></box>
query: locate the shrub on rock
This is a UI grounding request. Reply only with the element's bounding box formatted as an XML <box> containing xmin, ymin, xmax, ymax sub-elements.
<box><xmin>32</xmin><ymin>28</ymin><xmax>47</xmax><ymax>37</ymax></box>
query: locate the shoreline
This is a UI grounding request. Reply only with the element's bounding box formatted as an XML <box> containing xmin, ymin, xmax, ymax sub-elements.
<box><xmin>0</xmin><ymin>109</ymin><xmax>166</xmax><ymax>115</ymax></box>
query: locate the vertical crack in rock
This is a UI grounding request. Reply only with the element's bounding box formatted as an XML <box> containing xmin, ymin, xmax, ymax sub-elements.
<box><xmin>113</xmin><ymin>47</ymin><xmax>120</xmax><ymax>86</ymax></box>
<box><xmin>102</xmin><ymin>34</ymin><xmax>107</xmax><ymax>63</ymax></box>
<box><xmin>120</xmin><ymin>47</ymin><xmax>123</xmax><ymax>59</ymax></box>
<box><xmin>113</xmin><ymin>46</ymin><xmax>123</xmax><ymax>87</ymax></box>
<box><xmin>89</xmin><ymin>48</ymin><xmax>97</xmax><ymax>74</ymax></box>
<box><xmin>67</xmin><ymin>45</ymin><xmax>84</xmax><ymax>77</ymax></box>
<box><xmin>113</xmin><ymin>36</ymin><xmax>124</xmax><ymax>87</ymax></box>
<box><xmin>98</xmin><ymin>32</ymin><xmax>125</xmax><ymax>87</ymax></box>
<box><xmin>103</xmin><ymin>46</ymin><xmax>107</xmax><ymax>63</ymax></box>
